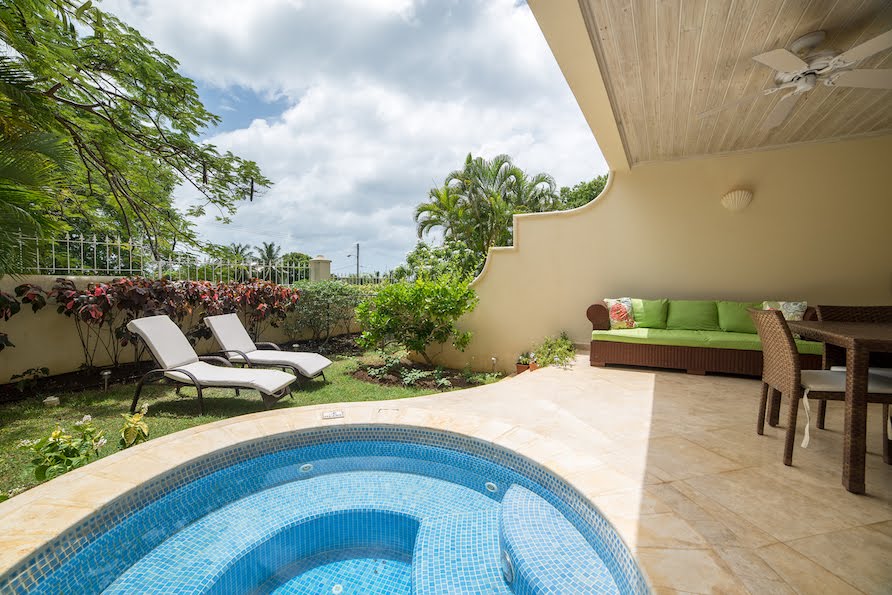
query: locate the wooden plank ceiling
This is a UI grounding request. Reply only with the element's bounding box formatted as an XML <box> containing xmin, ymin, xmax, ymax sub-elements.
<box><xmin>579</xmin><ymin>0</ymin><xmax>892</xmax><ymax>165</ymax></box>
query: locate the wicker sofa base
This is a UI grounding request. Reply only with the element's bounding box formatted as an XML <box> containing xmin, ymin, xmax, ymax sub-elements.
<box><xmin>590</xmin><ymin>340</ymin><xmax>822</xmax><ymax>377</ymax></box>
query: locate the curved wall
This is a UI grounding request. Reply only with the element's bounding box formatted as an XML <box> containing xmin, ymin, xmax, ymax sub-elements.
<box><xmin>439</xmin><ymin>134</ymin><xmax>892</xmax><ymax>372</ymax></box>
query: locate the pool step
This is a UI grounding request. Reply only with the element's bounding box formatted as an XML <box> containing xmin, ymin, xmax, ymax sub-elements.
<box><xmin>103</xmin><ymin>471</ymin><xmax>498</xmax><ymax>594</ymax></box>
<box><xmin>412</xmin><ymin>510</ymin><xmax>511</xmax><ymax>595</ymax></box>
<box><xmin>500</xmin><ymin>485</ymin><xmax>620</xmax><ymax>594</ymax></box>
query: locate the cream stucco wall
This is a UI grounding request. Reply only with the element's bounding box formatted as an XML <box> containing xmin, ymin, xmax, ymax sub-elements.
<box><xmin>439</xmin><ymin>134</ymin><xmax>892</xmax><ymax>372</ymax></box>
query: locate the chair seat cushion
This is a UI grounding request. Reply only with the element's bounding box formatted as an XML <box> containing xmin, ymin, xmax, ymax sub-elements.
<box><xmin>801</xmin><ymin>369</ymin><xmax>892</xmax><ymax>394</ymax></box>
<box><xmin>165</xmin><ymin>362</ymin><xmax>294</xmax><ymax>395</ymax></box>
<box><xmin>591</xmin><ymin>328</ymin><xmax>822</xmax><ymax>355</ymax></box>
<box><xmin>230</xmin><ymin>350</ymin><xmax>333</xmax><ymax>378</ymax></box>
<box><xmin>829</xmin><ymin>366</ymin><xmax>892</xmax><ymax>379</ymax></box>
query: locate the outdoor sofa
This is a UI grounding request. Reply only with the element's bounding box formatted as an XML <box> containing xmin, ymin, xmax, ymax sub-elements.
<box><xmin>586</xmin><ymin>299</ymin><xmax>823</xmax><ymax>377</ymax></box>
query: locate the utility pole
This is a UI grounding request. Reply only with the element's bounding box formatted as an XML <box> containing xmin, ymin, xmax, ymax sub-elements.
<box><xmin>355</xmin><ymin>243</ymin><xmax>360</xmax><ymax>280</ymax></box>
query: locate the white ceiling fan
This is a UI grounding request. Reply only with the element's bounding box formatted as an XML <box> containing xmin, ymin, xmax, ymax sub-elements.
<box><xmin>699</xmin><ymin>28</ymin><xmax>892</xmax><ymax>129</ymax></box>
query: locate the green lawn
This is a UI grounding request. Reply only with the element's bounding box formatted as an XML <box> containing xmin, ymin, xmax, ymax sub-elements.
<box><xmin>0</xmin><ymin>355</ymin><xmax>436</xmax><ymax>497</ymax></box>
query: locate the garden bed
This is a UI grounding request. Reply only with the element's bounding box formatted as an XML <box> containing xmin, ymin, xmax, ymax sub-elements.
<box><xmin>352</xmin><ymin>353</ymin><xmax>500</xmax><ymax>390</ymax></box>
<box><xmin>0</xmin><ymin>361</ymin><xmax>156</xmax><ymax>404</ymax></box>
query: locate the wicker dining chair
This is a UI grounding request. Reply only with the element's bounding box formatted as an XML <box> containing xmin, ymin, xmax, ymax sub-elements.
<box><xmin>749</xmin><ymin>308</ymin><xmax>892</xmax><ymax>467</ymax></box>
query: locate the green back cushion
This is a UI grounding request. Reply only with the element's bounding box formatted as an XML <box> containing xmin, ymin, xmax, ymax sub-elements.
<box><xmin>666</xmin><ymin>300</ymin><xmax>720</xmax><ymax>331</ymax></box>
<box><xmin>631</xmin><ymin>298</ymin><xmax>669</xmax><ymax>329</ymax></box>
<box><xmin>717</xmin><ymin>301</ymin><xmax>761</xmax><ymax>334</ymax></box>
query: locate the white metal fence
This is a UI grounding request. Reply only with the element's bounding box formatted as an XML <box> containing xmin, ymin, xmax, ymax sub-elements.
<box><xmin>11</xmin><ymin>234</ymin><xmax>310</xmax><ymax>284</ymax></box>
<box><xmin>334</xmin><ymin>272</ymin><xmax>401</xmax><ymax>286</ymax></box>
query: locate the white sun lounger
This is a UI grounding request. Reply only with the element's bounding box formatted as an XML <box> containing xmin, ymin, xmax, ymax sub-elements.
<box><xmin>205</xmin><ymin>313</ymin><xmax>333</xmax><ymax>381</ymax></box>
<box><xmin>127</xmin><ymin>315</ymin><xmax>295</xmax><ymax>414</ymax></box>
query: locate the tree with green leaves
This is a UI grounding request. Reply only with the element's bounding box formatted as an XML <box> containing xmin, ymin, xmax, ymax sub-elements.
<box><xmin>0</xmin><ymin>0</ymin><xmax>270</xmax><ymax>263</ymax></box>
<box><xmin>281</xmin><ymin>251</ymin><xmax>311</xmax><ymax>266</ymax></box>
<box><xmin>393</xmin><ymin>240</ymin><xmax>484</xmax><ymax>282</ymax></box>
<box><xmin>556</xmin><ymin>174</ymin><xmax>608</xmax><ymax>210</ymax></box>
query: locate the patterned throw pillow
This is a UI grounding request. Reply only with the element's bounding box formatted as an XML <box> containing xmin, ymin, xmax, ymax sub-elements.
<box><xmin>605</xmin><ymin>297</ymin><xmax>636</xmax><ymax>329</ymax></box>
<box><xmin>762</xmin><ymin>301</ymin><xmax>808</xmax><ymax>321</ymax></box>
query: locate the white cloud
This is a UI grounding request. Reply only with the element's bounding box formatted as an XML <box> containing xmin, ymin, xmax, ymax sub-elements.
<box><xmin>102</xmin><ymin>0</ymin><xmax>606</xmax><ymax>270</ymax></box>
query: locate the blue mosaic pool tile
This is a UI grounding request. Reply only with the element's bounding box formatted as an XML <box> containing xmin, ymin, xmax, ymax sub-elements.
<box><xmin>259</xmin><ymin>549</ymin><xmax>412</xmax><ymax>594</ymax></box>
<box><xmin>501</xmin><ymin>485</ymin><xmax>619</xmax><ymax>595</ymax></box>
<box><xmin>413</xmin><ymin>509</ymin><xmax>510</xmax><ymax>594</ymax></box>
<box><xmin>0</xmin><ymin>426</ymin><xmax>650</xmax><ymax>595</ymax></box>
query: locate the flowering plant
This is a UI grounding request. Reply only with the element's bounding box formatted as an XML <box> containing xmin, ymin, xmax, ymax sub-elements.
<box><xmin>18</xmin><ymin>415</ymin><xmax>106</xmax><ymax>481</ymax></box>
<box><xmin>119</xmin><ymin>404</ymin><xmax>150</xmax><ymax>449</ymax></box>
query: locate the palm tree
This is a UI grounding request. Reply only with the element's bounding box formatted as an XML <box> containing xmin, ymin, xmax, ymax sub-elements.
<box><xmin>414</xmin><ymin>185</ymin><xmax>466</xmax><ymax>240</ymax></box>
<box><xmin>511</xmin><ymin>169</ymin><xmax>558</xmax><ymax>213</ymax></box>
<box><xmin>252</xmin><ymin>241</ymin><xmax>282</xmax><ymax>281</ymax></box>
<box><xmin>0</xmin><ymin>60</ymin><xmax>70</xmax><ymax>278</ymax></box>
<box><xmin>227</xmin><ymin>243</ymin><xmax>253</xmax><ymax>260</ymax></box>
<box><xmin>416</xmin><ymin>153</ymin><xmax>559</xmax><ymax>262</ymax></box>
<box><xmin>254</xmin><ymin>241</ymin><xmax>281</xmax><ymax>264</ymax></box>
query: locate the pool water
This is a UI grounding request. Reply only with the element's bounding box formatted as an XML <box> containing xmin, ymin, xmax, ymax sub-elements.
<box><xmin>0</xmin><ymin>427</ymin><xmax>649</xmax><ymax>594</ymax></box>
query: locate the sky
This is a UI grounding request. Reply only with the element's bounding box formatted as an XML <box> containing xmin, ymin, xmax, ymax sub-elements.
<box><xmin>103</xmin><ymin>0</ymin><xmax>607</xmax><ymax>273</ymax></box>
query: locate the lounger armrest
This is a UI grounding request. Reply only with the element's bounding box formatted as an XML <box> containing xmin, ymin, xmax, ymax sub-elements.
<box><xmin>216</xmin><ymin>349</ymin><xmax>253</xmax><ymax>366</ymax></box>
<box><xmin>255</xmin><ymin>342</ymin><xmax>282</xmax><ymax>351</ymax></box>
<box><xmin>586</xmin><ymin>303</ymin><xmax>610</xmax><ymax>331</ymax></box>
<box><xmin>142</xmin><ymin>366</ymin><xmax>202</xmax><ymax>386</ymax></box>
<box><xmin>199</xmin><ymin>355</ymin><xmax>233</xmax><ymax>367</ymax></box>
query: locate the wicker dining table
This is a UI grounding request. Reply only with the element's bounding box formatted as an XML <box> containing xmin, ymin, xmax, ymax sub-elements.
<box><xmin>787</xmin><ymin>320</ymin><xmax>892</xmax><ymax>494</ymax></box>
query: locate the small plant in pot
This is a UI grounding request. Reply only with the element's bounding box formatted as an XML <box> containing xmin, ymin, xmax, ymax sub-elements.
<box><xmin>528</xmin><ymin>352</ymin><xmax>540</xmax><ymax>371</ymax></box>
<box><xmin>516</xmin><ymin>352</ymin><xmax>532</xmax><ymax>374</ymax></box>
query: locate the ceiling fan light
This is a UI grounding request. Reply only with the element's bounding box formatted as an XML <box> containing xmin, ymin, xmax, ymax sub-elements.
<box><xmin>721</xmin><ymin>189</ymin><xmax>753</xmax><ymax>212</ymax></box>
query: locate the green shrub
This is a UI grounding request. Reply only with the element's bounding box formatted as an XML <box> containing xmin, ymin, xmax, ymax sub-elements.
<box><xmin>18</xmin><ymin>416</ymin><xmax>106</xmax><ymax>481</ymax></box>
<box><xmin>532</xmin><ymin>332</ymin><xmax>576</xmax><ymax>368</ymax></box>
<box><xmin>355</xmin><ymin>275</ymin><xmax>478</xmax><ymax>365</ymax></box>
<box><xmin>366</xmin><ymin>352</ymin><xmax>403</xmax><ymax>380</ymax></box>
<box><xmin>400</xmin><ymin>368</ymin><xmax>431</xmax><ymax>386</ymax></box>
<box><xmin>285</xmin><ymin>280</ymin><xmax>363</xmax><ymax>343</ymax></box>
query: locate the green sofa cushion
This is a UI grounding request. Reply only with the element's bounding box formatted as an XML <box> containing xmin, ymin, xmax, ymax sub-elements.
<box><xmin>591</xmin><ymin>328</ymin><xmax>822</xmax><ymax>355</ymax></box>
<box><xmin>666</xmin><ymin>300</ymin><xmax>721</xmax><ymax>331</ymax></box>
<box><xmin>717</xmin><ymin>301</ymin><xmax>761</xmax><ymax>334</ymax></box>
<box><xmin>631</xmin><ymin>298</ymin><xmax>668</xmax><ymax>329</ymax></box>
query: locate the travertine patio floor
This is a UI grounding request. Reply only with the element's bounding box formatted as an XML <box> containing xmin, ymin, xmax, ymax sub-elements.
<box><xmin>1</xmin><ymin>355</ymin><xmax>890</xmax><ymax>593</ymax></box>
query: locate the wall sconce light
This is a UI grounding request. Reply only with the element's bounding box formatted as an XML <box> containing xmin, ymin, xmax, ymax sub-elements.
<box><xmin>721</xmin><ymin>189</ymin><xmax>753</xmax><ymax>212</ymax></box>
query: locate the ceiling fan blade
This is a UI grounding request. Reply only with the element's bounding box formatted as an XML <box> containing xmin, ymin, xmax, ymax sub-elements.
<box><xmin>837</xmin><ymin>29</ymin><xmax>892</xmax><ymax>64</ymax></box>
<box><xmin>831</xmin><ymin>69</ymin><xmax>892</xmax><ymax>90</ymax></box>
<box><xmin>763</xmin><ymin>92</ymin><xmax>800</xmax><ymax>130</ymax></box>
<box><xmin>753</xmin><ymin>48</ymin><xmax>808</xmax><ymax>72</ymax></box>
<box><xmin>697</xmin><ymin>88</ymin><xmax>777</xmax><ymax>119</ymax></box>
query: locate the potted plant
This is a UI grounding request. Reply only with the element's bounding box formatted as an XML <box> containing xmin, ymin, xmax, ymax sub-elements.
<box><xmin>516</xmin><ymin>352</ymin><xmax>532</xmax><ymax>374</ymax></box>
<box><xmin>528</xmin><ymin>352</ymin><xmax>540</xmax><ymax>371</ymax></box>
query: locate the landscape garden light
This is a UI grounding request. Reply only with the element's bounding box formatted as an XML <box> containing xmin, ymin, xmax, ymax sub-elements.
<box><xmin>100</xmin><ymin>369</ymin><xmax>112</xmax><ymax>392</ymax></box>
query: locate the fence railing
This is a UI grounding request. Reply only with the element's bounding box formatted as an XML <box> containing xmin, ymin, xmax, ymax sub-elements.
<box><xmin>334</xmin><ymin>272</ymin><xmax>400</xmax><ymax>286</ymax></box>
<box><xmin>11</xmin><ymin>234</ymin><xmax>310</xmax><ymax>285</ymax></box>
